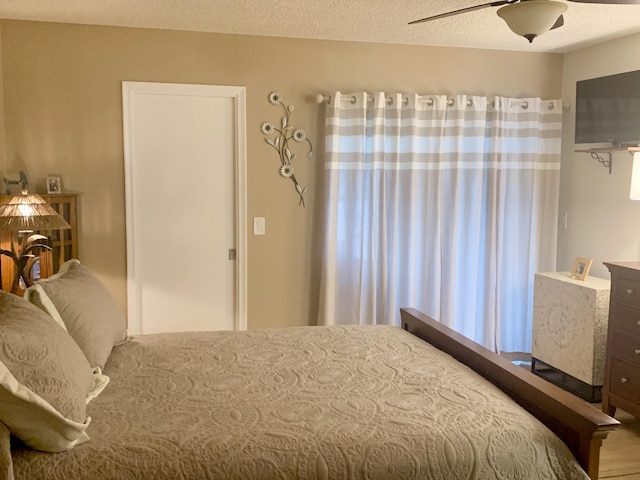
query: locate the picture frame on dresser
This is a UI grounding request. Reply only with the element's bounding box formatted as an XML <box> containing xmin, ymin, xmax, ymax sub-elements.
<box><xmin>571</xmin><ymin>256</ymin><xmax>593</xmax><ymax>281</ymax></box>
<box><xmin>46</xmin><ymin>175</ymin><xmax>62</xmax><ymax>194</ymax></box>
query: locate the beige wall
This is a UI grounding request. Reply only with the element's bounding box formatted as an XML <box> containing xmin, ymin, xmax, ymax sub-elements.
<box><xmin>0</xmin><ymin>20</ymin><xmax>563</xmax><ymax>329</ymax></box>
<box><xmin>558</xmin><ymin>32</ymin><xmax>640</xmax><ymax>281</ymax></box>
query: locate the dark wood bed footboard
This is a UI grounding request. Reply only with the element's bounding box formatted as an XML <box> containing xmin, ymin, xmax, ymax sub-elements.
<box><xmin>400</xmin><ymin>308</ymin><xmax>619</xmax><ymax>480</ymax></box>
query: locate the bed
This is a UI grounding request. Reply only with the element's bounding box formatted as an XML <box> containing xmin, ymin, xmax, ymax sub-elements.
<box><xmin>1</xmin><ymin>261</ymin><xmax>620</xmax><ymax>480</ymax></box>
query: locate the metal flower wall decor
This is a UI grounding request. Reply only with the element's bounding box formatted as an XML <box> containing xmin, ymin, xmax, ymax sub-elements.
<box><xmin>261</xmin><ymin>91</ymin><xmax>313</xmax><ymax>206</ymax></box>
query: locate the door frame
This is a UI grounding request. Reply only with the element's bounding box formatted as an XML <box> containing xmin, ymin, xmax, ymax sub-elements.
<box><xmin>122</xmin><ymin>81</ymin><xmax>247</xmax><ymax>334</ymax></box>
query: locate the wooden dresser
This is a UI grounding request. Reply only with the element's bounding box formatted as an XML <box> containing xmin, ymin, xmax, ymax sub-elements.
<box><xmin>602</xmin><ymin>262</ymin><xmax>640</xmax><ymax>418</ymax></box>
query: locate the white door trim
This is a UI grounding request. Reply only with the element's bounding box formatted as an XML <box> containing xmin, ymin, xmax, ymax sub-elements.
<box><xmin>122</xmin><ymin>81</ymin><xmax>247</xmax><ymax>333</ymax></box>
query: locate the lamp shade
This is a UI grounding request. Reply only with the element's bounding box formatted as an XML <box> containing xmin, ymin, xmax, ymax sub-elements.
<box><xmin>0</xmin><ymin>191</ymin><xmax>71</xmax><ymax>231</ymax></box>
<box><xmin>497</xmin><ymin>1</ymin><xmax>568</xmax><ymax>43</ymax></box>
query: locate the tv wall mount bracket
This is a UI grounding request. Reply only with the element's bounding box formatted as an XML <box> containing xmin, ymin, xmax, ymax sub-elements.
<box><xmin>574</xmin><ymin>147</ymin><xmax>639</xmax><ymax>175</ymax></box>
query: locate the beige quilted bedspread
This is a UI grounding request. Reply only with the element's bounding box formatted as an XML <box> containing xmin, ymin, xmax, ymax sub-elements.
<box><xmin>11</xmin><ymin>325</ymin><xmax>588</xmax><ymax>479</ymax></box>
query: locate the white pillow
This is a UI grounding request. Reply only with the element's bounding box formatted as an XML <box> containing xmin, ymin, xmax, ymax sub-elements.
<box><xmin>0</xmin><ymin>291</ymin><xmax>93</xmax><ymax>452</ymax></box>
<box><xmin>87</xmin><ymin>367</ymin><xmax>110</xmax><ymax>403</ymax></box>
<box><xmin>0</xmin><ymin>362</ymin><xmax>90</xmax><ymax>452</ymax></box>
<box><xmin>25</xmin><ymin>259</ymin><xmax>128</xmax><ymax>369</ymax></box>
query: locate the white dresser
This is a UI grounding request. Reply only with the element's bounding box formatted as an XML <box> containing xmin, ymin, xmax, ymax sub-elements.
<box><xmin>531</xmin><ymin>272</ymin><xmax>610</xmax><ymax>402</ymax></box>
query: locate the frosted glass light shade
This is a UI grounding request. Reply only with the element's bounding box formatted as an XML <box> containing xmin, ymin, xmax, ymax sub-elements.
<box><xmin>630</xmin><ymin>152</ymin><xmax>640</xmax><ymax>200</ymax></box>
<box><xmin>497</xmin><ymin>1</ymin><xmax>567</xmax><ymax>43</ymax></box>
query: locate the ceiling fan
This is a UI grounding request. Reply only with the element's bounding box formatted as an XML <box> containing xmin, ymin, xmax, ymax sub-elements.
<box><xmin>409</xmin><ymin>0</ymin><xmax>640</xmax><ymax>43</ymax></box>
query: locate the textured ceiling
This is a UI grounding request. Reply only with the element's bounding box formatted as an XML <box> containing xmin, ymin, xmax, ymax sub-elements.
<box><xmin>1</xmin><ymin>0</ymin><xmax>640</xmax><ymax>53</ymax></box>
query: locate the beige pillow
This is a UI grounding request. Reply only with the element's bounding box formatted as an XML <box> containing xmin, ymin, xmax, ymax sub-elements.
<box><xmin>0</xmin><ymin>291</ymin><xmax>93</xmax><ymax>452</ymax></box>
<box><xmin>25</xmin><ymin>259</ymin><xmax>128</xmax><ymax>369</ymax></box>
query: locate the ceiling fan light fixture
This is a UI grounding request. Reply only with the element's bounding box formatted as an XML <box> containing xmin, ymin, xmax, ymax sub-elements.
<box><xmin>497</xmin><ymin>0</ymin><xmax>568</xmax><ymax>43</ymax></box>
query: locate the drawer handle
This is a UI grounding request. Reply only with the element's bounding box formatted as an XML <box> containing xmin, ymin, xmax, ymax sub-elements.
<box><xmin>636</xmin><ymin>349</ymin><xmax>640</xmax><ymax>355</ymax></box>
<box><xmin>621</xmin><ymin>378</ymin><xmax>629</xmax><ymax>384</ymax></box>
<box><xmin>628</xmin><ymin>289</ymin><xmax>635</xmax><ymax>295</ymax></box>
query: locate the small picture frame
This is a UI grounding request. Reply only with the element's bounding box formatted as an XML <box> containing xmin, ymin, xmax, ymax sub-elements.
<box><xmin>570</xmin><ymin>257</ymin><xmax>593</xmax><ymax>281</ymax></box>
<box><xmin>46</xmin><ymin>175</ymin><xmax>62</xmax><ymax>194</ymax></box>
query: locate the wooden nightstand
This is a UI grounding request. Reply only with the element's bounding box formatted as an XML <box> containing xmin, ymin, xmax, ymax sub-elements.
<box><xmin>603</xmin><ymin>262</ymin><xmax>640</xmax><ymax>419</ymax></box>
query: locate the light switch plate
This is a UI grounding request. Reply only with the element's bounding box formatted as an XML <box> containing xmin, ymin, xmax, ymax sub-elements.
<box><xmin>254</xmin><ymin>217</ymin><xmax>266</xmax><ymax>235</ymax></box>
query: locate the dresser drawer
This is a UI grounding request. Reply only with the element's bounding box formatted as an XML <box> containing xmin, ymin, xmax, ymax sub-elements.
<box><xmin>609</xmin><ymin>359</ymin><xmax>640</xmax><ymax>404</ymax></box>
<box><xmin>610</xmin><ymin>332</ymin><xmax>640</xmax><ymax>368</ymax></box>
<box><xmin>615</xmin><ymin>277</ymin><xmax>640</xmax><ymax>308</ymax></box>
<box><xmin>610</xmin><ymin>303</ymin><xmax>640</xmax><ymax>336</ymax></box>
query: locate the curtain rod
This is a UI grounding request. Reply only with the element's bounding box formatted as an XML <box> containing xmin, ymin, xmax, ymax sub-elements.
<box><xmin>315</xmin><ymin>94</ymin><xmax>471</xmax><ymax>108</ymax></box>
<box><xmin>315</xmin><ymin>93</ymin><xmax>567</xmax><ymax>111</ymax></box>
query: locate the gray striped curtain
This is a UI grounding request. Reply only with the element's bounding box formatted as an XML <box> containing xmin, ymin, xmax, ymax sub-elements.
<box><xmin>318</xmin><ymin>91</ymin><xmax>562</xmax><ymax>354</ymax></box>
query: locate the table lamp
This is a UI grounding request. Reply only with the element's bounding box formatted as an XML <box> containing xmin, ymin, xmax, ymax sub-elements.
<box><xmin>0</xmin><ymin>188</ymin><xmax>71</xmax><ymax>293</ymax></box>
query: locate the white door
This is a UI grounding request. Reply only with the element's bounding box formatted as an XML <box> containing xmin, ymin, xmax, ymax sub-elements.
<box><xmin>122</xmin><ymin>82</ymin><xmax>246</xmax><ymax>335</ymax></box>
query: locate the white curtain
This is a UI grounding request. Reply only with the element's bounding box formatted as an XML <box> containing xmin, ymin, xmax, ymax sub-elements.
<box><xmin>318</xmin><ymin>92</ymin><xmax>561</xmax><ymax>353</ymax></box>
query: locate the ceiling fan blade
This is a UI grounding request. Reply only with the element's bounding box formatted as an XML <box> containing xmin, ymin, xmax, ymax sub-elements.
<box><xmin>550</xmin><ymin>14</ymin><xmax>564</xmax><ymax>30</ymax></box>
<box><xmin>567</xmin><ymin>0</ymin><xmax>640</xmax><ymax>3</ymax></box>
<box><xmin>408</xmin><ymin>0</ymin><xmax>517</xmax><ymax>25</ymax></box>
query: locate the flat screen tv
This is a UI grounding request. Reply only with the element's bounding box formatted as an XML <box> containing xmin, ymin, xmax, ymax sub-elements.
<box><xmin>575</xmin><ymin>69</ymin><xmax>640</xmax><ymax>146</ymax></box>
